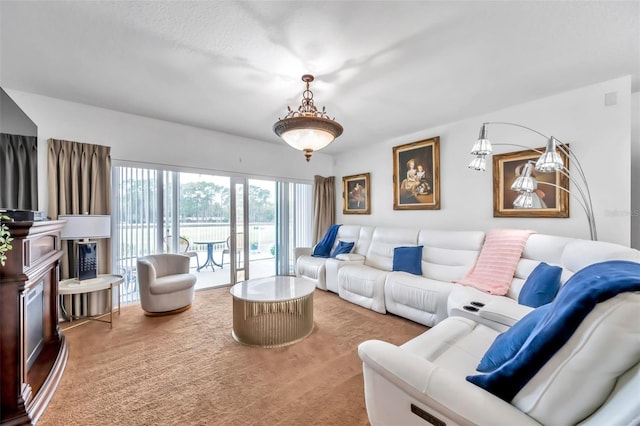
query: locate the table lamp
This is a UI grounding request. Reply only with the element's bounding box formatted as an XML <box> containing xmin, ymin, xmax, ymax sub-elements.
<box><xmin>59</xmin><ymin>214</ymin><xmax>111</xmax><ymax>281</ymax></box>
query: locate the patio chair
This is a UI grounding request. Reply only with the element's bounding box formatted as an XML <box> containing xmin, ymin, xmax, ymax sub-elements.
<box><xmin>165</xmin><ymin>235</ymin><xmax>200</xmax><ymax>269</ymax></box>
<box><xmin>221</xmin><ymin>233</ymin><xmax>243</xmax><ymax>268</ymax></box>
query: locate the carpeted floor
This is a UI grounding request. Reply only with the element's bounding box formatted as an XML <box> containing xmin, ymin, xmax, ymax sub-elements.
<box><xmin>39</xmin><ymin>287</ymin><xmax>427</xmax><ymax>425</ymax></box>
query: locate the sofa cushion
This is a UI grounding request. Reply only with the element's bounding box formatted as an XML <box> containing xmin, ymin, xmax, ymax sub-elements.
<box><xmin>385</xmin><ymin>273</ymin><xmax>453</xmax><ymax>326</ymax></box>
<box><xmin>338</xmin><ymin>264</ymin><xmax>389</xmax><ymax>313</ymax></box>
<box><xmin>364</xmin><ymin>227</ymin><xmax>419</xmax><ymax>271</ymax></box>
<box><xmin>392</xmin><ymin>246</ymin><xmax>423</xmax><ymax>275</ymax></box>
<box><xmin>518</xmin><ymin>262</ymin><xmax>561</xmax><ymax>308</ymax></box>
<box><xmin>418</xmin><ymin>229</ymin><xmax>485</xmax><ymax>282</ymax></box>
<box><xmin>331</xmin><ymin>240</ymin><xmax>355</xmax><ymax>258</ymax></box>
<box><xmin>296</xmin><ymin>255</ymin><xmax>327</xmax><ymax>280</ymax></box>
<box><xmin>151</xmin><ymin>273</ymin><xmax>197</xmax><ymax>295</ymax></box>
<box><xmin>335</xmin><ymin>253</ymin><xmax>365</xmax><ymax>261</ymax></box>
<box><xmin>476</xmin><ymin>303</ymin><xmax>551</xmax><ymax>372</ymax></box>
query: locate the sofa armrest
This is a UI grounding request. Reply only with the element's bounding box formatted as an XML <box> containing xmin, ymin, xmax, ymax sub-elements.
<box><xmin>479</xmin><ymin>300</ymin><xmax>534</xmax><ymax>327</ymax></box>
<box><xmin>358</xmin><ymin>340</ymin><xmax>540</xmax><ymax>426</ymax></box>
<box><xmin>294</xmin><ymin>247</ymin><xmax>313</xmax><ymax>260</ymax></box>
<box><xmin>335</xmin><ymin>253</ymin><xmax>365</xmax><ymax>262</ymax></box>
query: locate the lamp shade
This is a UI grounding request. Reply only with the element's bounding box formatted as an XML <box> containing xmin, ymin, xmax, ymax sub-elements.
<box><xmin>511</xmin><ymin>162</ymin><xmax>537</xmax><ymax>192</ymax></box>
<box><xmin>275</xmin><ymin>116</ymin><xmax>341</xmax><ymax>151</ymax></box>
<box><xmin>468</xmin><ymin>155</ymin><xmax>487</xmax><ymax>171</ymax></box>
<box><xmin>513</xmin><ymin>192</ymin><xmax>534</xmax><ymax>208</ymax></box>
<box><xmin>470</xmin><ymin>124</ymin><xmax>492</xmax><ymax>155</ymax></box>
<box><xmin>273</xmin><ymin>74</ymin><xmax>343</xmax><ymax>162</ymax></box>
<box><xmin>535</xmin><ymin>137</ymin><xmax>564</xmax><ymax>172</ymax></box>
<box><xmin>59</xmin><ymin>214</ymin><xmax>111</xmax><ymax>240</ymax></box>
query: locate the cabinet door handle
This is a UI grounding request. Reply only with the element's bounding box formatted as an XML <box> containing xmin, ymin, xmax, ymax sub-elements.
<box><xmin>23</xmin><ymin>240</ymin><xmax>31</xmax><ymax>268</ymax></box>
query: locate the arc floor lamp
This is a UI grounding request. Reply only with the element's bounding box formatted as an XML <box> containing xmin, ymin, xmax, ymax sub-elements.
<box><xmin>468</xmin><ymin>122</ymin><xmax>597</xmax><ymax>241</ymax></box>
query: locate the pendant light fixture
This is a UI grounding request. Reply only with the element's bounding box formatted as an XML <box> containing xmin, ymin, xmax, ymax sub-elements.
<box><xmin>273</xmin><ymin>74</ymin><xmax>343</xmax><ymax>162</ymax></box>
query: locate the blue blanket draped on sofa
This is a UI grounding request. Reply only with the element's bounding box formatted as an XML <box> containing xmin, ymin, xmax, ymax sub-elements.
<box><xmin>312</xmin><ymin>224</ymin><xmax>341</xmax><ymax>258</ymax></box>
<box><xmin>467</xmin><ymin>260</ymin><xmax>640</xmax><ymax>401</ymax></box>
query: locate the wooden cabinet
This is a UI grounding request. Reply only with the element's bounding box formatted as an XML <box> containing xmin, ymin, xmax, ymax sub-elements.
<box><xmin>0</xmin><ymin>220</ymin><xmax>68</xmax><ymax>425</ymax></box>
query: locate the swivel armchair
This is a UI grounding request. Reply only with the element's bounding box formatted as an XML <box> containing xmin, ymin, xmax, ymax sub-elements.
<box><xmin>137</xmin><ymin>253</ymin><xmax>197</xmax><ymax>316</ymax></box>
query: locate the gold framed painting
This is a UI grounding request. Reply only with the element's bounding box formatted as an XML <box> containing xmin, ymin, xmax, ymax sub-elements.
<box><xmin>493</xmin><ymin>147</ymin><xmax>569</xmax><ymax>217</ymax></box>
<box><xmin>343</xmin><ymin>173</ymin><xmax>371</xmax><ymax>214</ymax></box>
<box><xmin>392</xmin><ymin>136</ymin><xmax>440</xmax><ymax>210</ymax></box>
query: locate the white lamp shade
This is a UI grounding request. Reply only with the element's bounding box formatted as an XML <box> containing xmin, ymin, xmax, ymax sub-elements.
<box><xmin>470</xmin><ymin>124</ymin><xmax>492</xmax><ymax>155</ymax></box>
<box><xmin>513</xmin><ymin>192</ymin><xmax>533</xmax><ymax>208</ymax></box>
<box><xmin>511</xmin><ymin>163</ymin><xmax>537</xmax><ymax>192</ymax></box>
<box><xmin>59</xmin><ymin>214</ymin><xmax>111</xmax><ymax>239</ymax></box>
<box><xmin>535</xmin><ymin>136</ymin><xmax>564</xmax><ymax>172</ymax></box>
<box><xmin>468</xmin><ymin>155</ymin><xmax>486</xmax><ymax>171</ymax></box>
<box><xmin>281</xmin><ymin>128</ymin><xmax>335</xmax><ymax>151</ymax></box>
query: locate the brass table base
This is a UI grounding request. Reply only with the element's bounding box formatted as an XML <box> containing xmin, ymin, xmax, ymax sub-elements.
<box><xmin>232</xmin><ymin>292</ymin><xmax>314</xmax><ymax>348</ymax></box>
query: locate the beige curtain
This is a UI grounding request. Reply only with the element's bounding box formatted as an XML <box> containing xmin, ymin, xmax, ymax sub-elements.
<box><xmin>48</xmin><ymin>139</ymin><xmax>112</xmax><ymax>278</ymax></box>
<box><xmin>312</xmin><ymin>175</ymin><xmax>336</xmax><ymax>244</ymax></box>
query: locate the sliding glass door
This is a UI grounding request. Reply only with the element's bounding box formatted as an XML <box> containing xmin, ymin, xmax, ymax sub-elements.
<box><xmin>112</xmin><ymin>167</ymin><xmax>168</xmax><ymax>303</ymax></box>
<box><xmin>230</xmin><ymin>177</ymin><xmax>247</xmax><ymax>284</ymax></box>
<box><xmin>112</xmin><ymin>163</ymin><xmax>312</xmax><ymax>301</ymax></box>
<box><xmin>175</xmin><ymin>173</ymin><xmax>231</xmax><ymax>288</ymax></box>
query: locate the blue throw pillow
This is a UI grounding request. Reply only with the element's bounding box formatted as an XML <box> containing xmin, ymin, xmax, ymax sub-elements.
<box><xmin>392</xmin><ymin>246</ymin><xmax>423</xmax><ymax>275</ymax></box>
<box><xmin>476</xmin><ymin>303</ymin><xmax>551</xmax><ymax>372</ymax></box>
<box><xmin>468</xmin><ymin>260</ymin><xmax>640</xmax><ymax>402</ymax></box>
<box><xmin>518</xmin><ymin>262</ymin><xmax>562</xmax><ymax>308</ymax></box>
<box><xmin>331</xmin><ymin>240</ymin><xmax>355</xmax><ymax>258</ymax></box>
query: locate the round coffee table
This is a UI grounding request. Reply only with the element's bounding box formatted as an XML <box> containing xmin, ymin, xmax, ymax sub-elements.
<box><xmin>230</xmin><ymin>276</ymin><xmax>315</xmax><ymax>348</ymax></box>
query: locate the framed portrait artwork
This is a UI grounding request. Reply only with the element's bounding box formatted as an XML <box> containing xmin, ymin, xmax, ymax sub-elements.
<box><xmin>343</xmin><ymin>173</ymin><xmax>371</xmax><ymax>214</ymax></box>
<box><xmin>392</xmin><ymin>137</ymin><xmax>440</xmax><ymax>210</ymax></box>
<box><xmin>492</xmin><ymin>147</ymin><xmax>569</xmax><ymax>218</ymax></box>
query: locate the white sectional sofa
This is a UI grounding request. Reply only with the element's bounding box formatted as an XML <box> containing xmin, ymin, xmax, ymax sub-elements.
<box><xmin>297</xmin><ymin>226</ymin><xmax>640</xmax><ymax>425</ymax></box>
<box><xmin>295</xmin><ymin>225</ymin><xmax>640</xmax><ymax>327</ymax></box>
<box><xmin>358</xmin><ymin>292</ymin><xmax>640</xmax><ymax>426</ymax></box>
<box><xmin>297</xmin><ymin>225</ymin><xmax>640</xmax><ymax>426</ymax></box>
<box><xmin>294</xmin><ymin>225</ymin><xmax>373</xmax><ymax>291</ymax></box>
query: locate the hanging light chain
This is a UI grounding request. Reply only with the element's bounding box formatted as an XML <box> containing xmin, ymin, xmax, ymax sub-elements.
<box><xmin>278</xmin><ymin>75</ymin><xmax>336</xmax><ymax>121</ymax></box>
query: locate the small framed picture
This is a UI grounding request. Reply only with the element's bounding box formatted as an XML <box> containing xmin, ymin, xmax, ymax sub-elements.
<box><xmin>392</xmin><ymin>136</ymin><xmax>440</xmax><ymax>210</ymax></box>
<box><xmin>342</xmin><ymin>173</ymin><xmax>371</xmax><ymax>214</ymax></box>
<box><xmin>493</xmin><ymin>147</ymin><xmax>569</xmax><ymax>217</ymax></box>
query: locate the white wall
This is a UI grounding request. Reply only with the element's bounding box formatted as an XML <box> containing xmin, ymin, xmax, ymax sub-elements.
<box><xmin>631</xmin><ymin>91</ymin><xmax>640</xmax><ymax>249</ymax></box>
<box><xmin>6</xmin><ymin>78</ymin><xmax>635</xmax><ymax>246</ymax></box>
<box><xmin>5</xmin><ymin>89</ymin><xmax>334</xmax><ymax>214</ymax></box>
<box><xmin>335</xmin><ymin>77</ymin><xmax>633</xmax><ymax>245</ymax></box>
<box><xmin>1</xmin><ymin>89</ymin><xmax>37</xmax><ymax>136</ymax></box>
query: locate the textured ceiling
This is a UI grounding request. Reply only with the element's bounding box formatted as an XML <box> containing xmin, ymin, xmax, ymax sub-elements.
<box><xmin>1</xmin><ymin>1</ymin><xmax>638</xmax><ymax>154</ymax></box>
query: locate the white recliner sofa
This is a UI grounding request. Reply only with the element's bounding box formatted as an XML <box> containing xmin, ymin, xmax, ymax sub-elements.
<box><xmin>448</xmin><ymin>234</ymin><xmax>640</xmax><ymax>331</ymax></box>
<box><xmin>297</xmin><ymin>227</ymin><xmax>640</xmax><ymax>425</ymax></box>
<box><xmin>295</xmin><ymin>225</ymin><xmax>373</xmax><ymax>291</ymax></box>
<box><xmin>358</xmin><ymin>290</ymin><xmax>640</xmax><ymax>426</ymax></box>
<box><xmin>296</xmin><ymin>226</ymin><xmax>640</xmax><ymax>327</ymax></box>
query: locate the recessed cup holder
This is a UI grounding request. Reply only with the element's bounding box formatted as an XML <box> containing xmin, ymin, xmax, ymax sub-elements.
<box><xmin>470</xmin><ymin>301</ymin><xmax>485</xmax><ymax>308</ymax></box>
<box><xmin>463</xmin><ymin>305</ymin><xmax>479</xmax><ymax>312</ymax></box>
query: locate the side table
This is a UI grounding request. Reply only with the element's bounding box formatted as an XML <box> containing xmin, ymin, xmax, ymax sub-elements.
<box><xmin>59</xmin><ymin>274</ymin><xmax>123</xmax><ymax>329</ymax></box>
